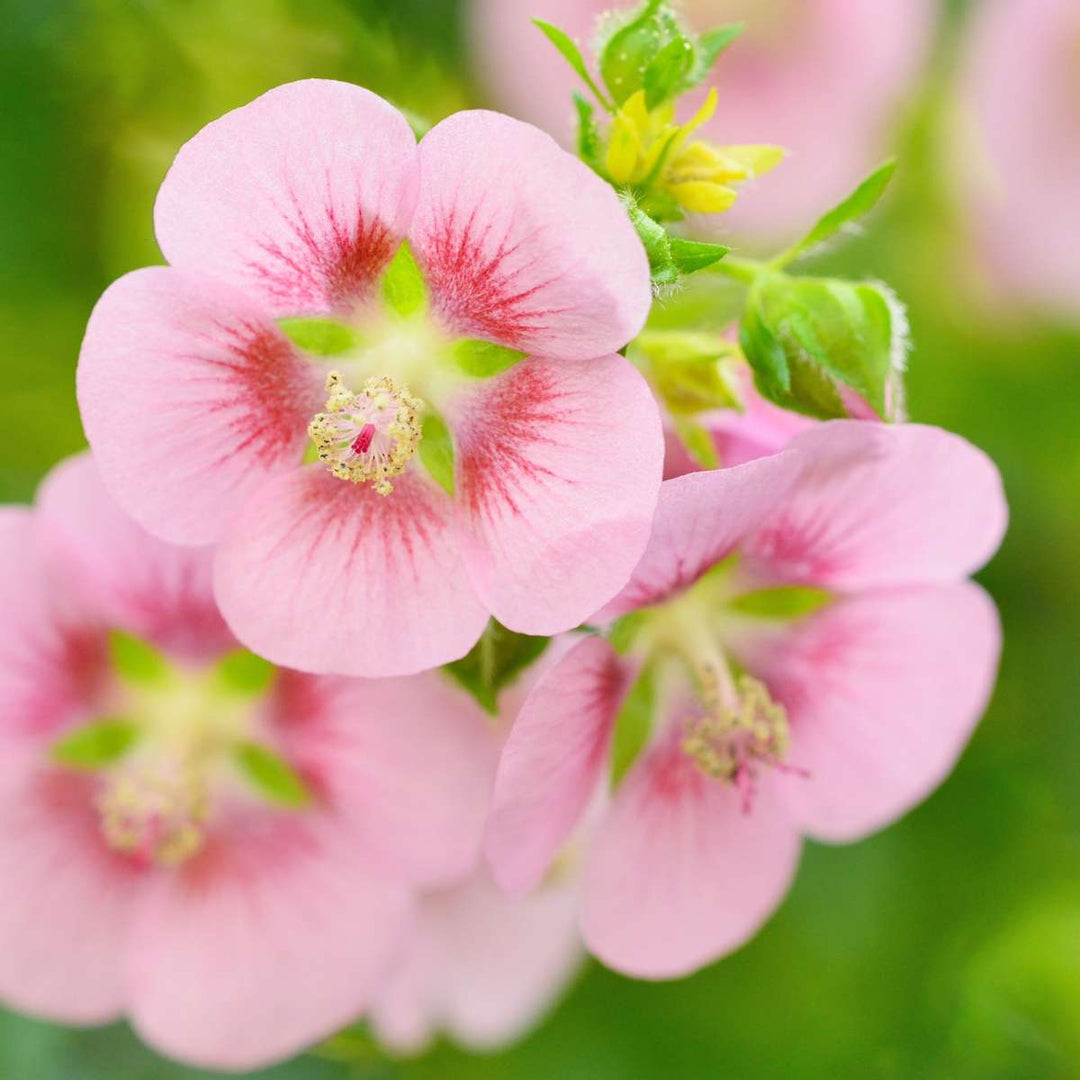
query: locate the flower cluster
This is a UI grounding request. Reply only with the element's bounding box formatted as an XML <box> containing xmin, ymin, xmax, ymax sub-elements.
<box><xmin>1</xmin><ymin>1</ymin><xmax>1008</xmax><ymax>1072</ymax></box>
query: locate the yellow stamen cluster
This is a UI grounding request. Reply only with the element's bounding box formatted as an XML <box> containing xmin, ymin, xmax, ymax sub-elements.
<box><xmin>682</xmin><ymin>674</ymin><xmax>790</xmax><ymax>781</ymax></box>
<box><xmin>308</xmin><ymin>371</ymin><xmax>423</xmax><ymax>496</ymax></box>
<box><xmin>97</xmin><ymin>766</ymin><xmax>208</xmax><ymax>866</ymax></box>
<box><xmin>606</xmin><ymin>88</ymin><xmax>784</xmax><ymax>215</ymax></box>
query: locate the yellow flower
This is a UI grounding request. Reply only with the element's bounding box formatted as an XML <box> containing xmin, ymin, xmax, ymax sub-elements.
<box><xmin>605</xmin><ymin>88</ymin><xmax>784</xmax><ymax>216</ymax></box>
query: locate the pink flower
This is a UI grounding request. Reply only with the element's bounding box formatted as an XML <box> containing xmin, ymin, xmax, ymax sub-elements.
<box><xmin>77</xmin><ymin>80</ymin><xmax>661</xmax><ymax>678</ymax></box>
<box><xmin>370</xmin><ymin>865</ymin><xmax>583</xmax><ymax>1053</ymax></box>
<box><xmin>0</xmin><ymin>453</ymin><xmax>497</xmax><ymax>1071</ymax></box>
<box><xmin>957</xmin><ymin>0</ymin><xmax>1080</xmax><ymax>316</ymax></box>
<box><xmin>486</xmin><ymin>421</ymin><xmax>1006</xmax><ymax>977</ymax></box>
<box><xmin>469</xmin><ymin>0</ymin><xmax>934</xmax><ymax>243</ymax></box>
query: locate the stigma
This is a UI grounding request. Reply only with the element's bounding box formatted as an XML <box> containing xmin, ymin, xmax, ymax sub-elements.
<box><xmin>308</xmin><ymin>371</ymin><xmax>423</xmax><ymax>495</ymax></box>
<box><xmin>97</xmin><ymin>764</ymin><xmax>208</xmax><ymax>867</ymax></box>
<box><xmin>682</xmin><ymin>674</ymin><xmax>801</xmax><ymax>811</ymax></box>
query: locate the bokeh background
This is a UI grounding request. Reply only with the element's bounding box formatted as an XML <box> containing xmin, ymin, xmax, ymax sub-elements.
<box><xmin>1</xmin><ymin>0</ymin><xmax>1078</xmax><ymax>1077</ymax></box>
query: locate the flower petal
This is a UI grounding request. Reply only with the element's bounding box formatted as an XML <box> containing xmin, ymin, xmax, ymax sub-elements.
<box><xmin>371</xmin><ymin>867</ymin><xmax>583</xmax><ymax>1054</ymax></box>
<box><xmin>486</xmin><ymin>636</ymin><xmax>627</xmax><ymax>896</ymax></box>
<box><xmin>0</xmin><ymin>508</ymin><xmax>106</xmax><ymax>747</ymax></box>
<box><xmin>128</xmin><ymin>811</ymin><xmax>411</xmax><ymax>1072</ymax></box>
<box><xmin>77</xmin><ymin>267</ymin><xmax>323</xmax><ymax>545</ymax></box>
<box><xmin>744</xmin><ymin>421</ymin><xmax>1008</xmax><ymax>589</ymax></box>
<box><xmin>411</xmin><ymin>111</ymin><xmax>650</xmax><ymax>358</ymax></box>
<box><xmin>734</xmin><ymin>584</ymin><xmax>1002</xmax><ymax>843</ymax></box>
<box><xmin>452</xmin><ymin>355</ymin><xmax>662</xmax><ymax>634</ymax></box>
<box><xmin>36</xmin><ymin>453</ymin><xmax>233</xmax><ymax>662</ymax></box>
<box><xmin>154</xmin><ymin>80</ymin><xmax>417</xmax><ymax>315</ymax></box>
<box><xmin>213</xmin><ymin>465</ymin><xmax>489</xmax><ymax>677</ymax></box>
<box><xmin>277</xmin><ymin>671</ymin><xmax>497</xmax><ymax>887</ymax></box>
<box><xmin>580</xmin><ymin>734</ymin><xmax>801</xmax><ymax>979</ymax></box>
<box><xmin>599</xmin><ymin>450</ymin><xmax>801</xmax><ymax>620</ymax></box>
<box><xmin>0</xmin><ymin>765</ymin><xmax>136</xmax><ymax>1024</ymax></box>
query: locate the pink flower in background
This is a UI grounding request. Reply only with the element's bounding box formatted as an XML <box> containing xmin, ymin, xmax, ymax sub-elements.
<box><xmin>78</xmin><ymin>80</ymin><xmax>661</xmax><ymax>678</ymax></box>
<box><xmin>470</xmin><ymin>0</ymin><xmax>934</xmax><ymax>244</ymax></box>
<box><xmin>958</xmin><ymin>0</ymin><xmax>1080</xmax><ymax>317</ymax></box>
<box><xmin>0</xmin><ymin>453</ymin><xmax>497</xmax><ymax>1071</ymax></box>
<box><xmin>370</xmin><ymin>865</ymin><xmax>582</xmax><ymax>1053</ymax></box>
<box><xmin>486</xmin><ymin>421</ymin><xmax>1006</xmax><ymax>977</ymax></box>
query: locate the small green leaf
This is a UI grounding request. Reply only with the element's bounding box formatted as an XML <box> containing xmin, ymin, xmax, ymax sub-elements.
<box><xmin>574</xmin><ymin>92</ymin><xmax>604</xmax><ymax>171</ymax></box>
<box><xmin>729</xmin><ymin>586</ymin><xmax>833</xmax><ymax>619</ymax></box>
<box><xmin>668</xmin><ymin>237</ymin><xmax>730</xmax><ymax>275</ymax></box>
<box><xmin>234</xmin><ymin>741</ymin><xmax>311</xmax><ymax>808</ymax></box>
<box><xmin>534</xmin><ymin>19</ymin><xmax>613</xmax><ymax>110</ymax></box>
<box><xmin>381</xmin><ymin>241</ymin><xmax>428</xmax><ymax>317</ymax></box>
<box><xmin>419</xmin><ymin>411</ymin><xmax>455</xmax><ymax>496</ymax></box>
<box><xmin>451</xmin><ymin>338</ymin><xmax>525</xmax><ymax>378</ymax></box>
<box><xmin>52</xmin><ymin>717</ymin><xmax>139</xmax><ymax>769</ymax></box>
<box><xmin>108</xmin><ymin>630</ymin><xmax>170</xmax><ymax>686</ymax></box>
<box><xmin>625</xmin><ymin>198</ymin><xmax>678</xmax><ymax>286</ymax></box>
<box><xmin>214</xmin><ymin>649</ymin><xmax>276</xmax><ymax>696</ymax></box>
<box><xmin>778</xmin><ymin>160</ymin><xmax>897</xmax><ymax>266</ymax></box>
<box><xmin>278</xmin><ymin>317</ymin><xmax>363</xmax><ymax>357</ymax></box>
<box><xmin>444</xmin><ymin>620</ymin><xmax>550</xmax><ymax>715</ymax></box>
<box><xmin>599</xmin><ymin>0</ymin><xmax>683</xmax><ymax>105</ymax></box>
<box><xmin>610</xmin><ymin>663</ymin><xmax>654</xmax><ymax>789</ymax></box>
<box><xmin>643</xmin><ymin>35</ymin><xmax>694</xmax><ymax>110</ymax></box>
<box><xmin>685</xmin><ymin>23</ymin><xmax>744</xmax><ymax>88</ymax></box>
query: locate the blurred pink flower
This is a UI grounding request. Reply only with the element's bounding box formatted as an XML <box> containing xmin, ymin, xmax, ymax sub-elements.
<box><xmin>470</xmin><ymin>0</ymin><xmax>935</xmax><ymax>244</ymax></box>
<box><xmin>371</xmin><ymin>865</ymin><xmax>582</xmax><ymax>1053</ymax></box>
<box><xmin>77</xmin><ymin>80</ymin><xmax>661</xmax><ymax>678</ymax></box>
<box><xmin>958</xmin><ymin>0</ymin><xmax>1080</xmax><ymax>316</ymax></box>
<box><xmin>486</xmin><ymin>421</ymin><xmax>1006</xmax><ymax>977</ymax></box>
<box><xmin>0</xmin><ymin>454</ymin><xmax>497</xmax><ymax>1071</ymax></box>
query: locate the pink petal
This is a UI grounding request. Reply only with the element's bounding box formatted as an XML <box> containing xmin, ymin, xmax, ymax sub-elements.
<box><xmin>0</xmin><ymin>765</ymin><xmax>138</xmax><ymax>1024</ymax></box>
<box><xmin>36</xmin><ymin>453</ymin><xmax>234</xmax><ymax>662</ymax></box>
<box><xmin>77</xmin><ymin>267</ymin><xmax>323</xmax><ymax>545</ymax></box>
<box><xmin>0</xmin><ymin>508</ymin><xmax>106</xmax><ymax>747</ymax></box>
<box><xmin>128</xmin><ymin>810</ymin><xmax>411</xmax><ymax>1071</ymax></box>
<box><xmin>154</xmin><ymin>80</ymin><xmax>418</xmax><ymax>315</ymax></box>
<box><xmin>213</xmin><ymin>465</ymin><xmax>489</xmax><ymax>677</ymax></box>
<box><xmin>580</xmin><ymin>734</ymin><xmax>801</xmax><ymax>979</ymax></box>
<box><xmin>599</xmin><ymin>450</ymin><xmax>801</xmax><ymax>621</ymax></box>
<box><xmin>486</xmin><ymin>636</ymin><xmax>628</xmax><ymax>896</ymax></box>
<box><xmin>452</xmin><ymin>355</ymin><xmax>663</xmax><ymax>634</ymax></box>
<box><xmin>371</xmin><ymin>866</ymin><xmax>583</xmax><ymax>1053</ymax></box>
<box><xmin>411</xmin><ymin>110</ymin><xmax>650</xmax><ymax>358</ymax></box>
<box><xmin>744</xmin><ymin>421</ymin><xmax>1008</xmax><ymax>589</ymax></box>
<box><xmin>734</xmin><ymin>584</ymin><xmax>1002</xmax><ymax>843</ymax></box>
<box><xmin>275</xmin><ymin>671</ymin><xmax>497</xmax><ymax>887</ymax></box>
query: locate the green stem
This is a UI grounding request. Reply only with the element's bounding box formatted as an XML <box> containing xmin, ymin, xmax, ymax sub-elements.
<box><xmin>706</xmin><ymin>255</ymin><xmax>765</xmax><ymax>284</ymax></box>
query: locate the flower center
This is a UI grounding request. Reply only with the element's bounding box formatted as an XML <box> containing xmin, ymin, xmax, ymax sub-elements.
<box><xmin>681</xmin><ymin>673</ymin><xmax>799</xmax><ymax>811</ymax></box>
<box><xmin>308</xmin><ymin>371</ymin><xmax>423</xmax><ymax>495</ymax></box>
<box><xmin>98</xmin><ymin>761</ymin><xmax>208</xmax><ymax>867</ymax></box>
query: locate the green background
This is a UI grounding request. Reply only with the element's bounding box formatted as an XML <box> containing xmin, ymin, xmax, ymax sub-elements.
<box><xmin>1</xmin><ymin>1</ymin><xmax>1077</xmax><ymax>1077</ymax></box>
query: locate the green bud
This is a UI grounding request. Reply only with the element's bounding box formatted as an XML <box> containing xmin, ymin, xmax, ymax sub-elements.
<box><xmin>635</xmin><ymin>330</ymin><xmax>742</xmax><ymax>416</ymax></box>
<box><xmin>740</xmin><ymin>272</ymin><xmax>908</xmax><ymax>421</ymax></box>
<box><xmin>599</xmin><ymin>0</ymin><xmax>686</xmax><ymax>106</ymax></box>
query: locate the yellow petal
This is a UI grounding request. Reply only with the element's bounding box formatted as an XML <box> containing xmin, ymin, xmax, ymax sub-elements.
<box><xmin>720</xmin><ymin>144</ymin><xmax>786</xmax><ymax>178</ymax></box>
<box><xmin>622</xmin><ymin>89</ymin><xmax>650</xmax><ymax>135</ymax></box>
<box><xmin>684</xmin><ymin>87</ymin><xmax>719</xmax><ymax>136</ymax></box>
<box><xmin>667</xmin><ymin>181</ymin><xmax>739</xmax><ymax>214</ymax></box>
<box><xmin>606</xmin><ymin>112</ymin><xmax>644</xmax><ymax>183</ymax></box>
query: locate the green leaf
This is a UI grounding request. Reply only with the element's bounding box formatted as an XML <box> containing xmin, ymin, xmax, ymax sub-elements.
<box><xmin>381</xmin><ymin>240</ymin><xmax>428</xmax><ymax>317</ymax></box>
<box><xmin>574</xmin><ymin>92</ymin><xmax>604</xmax><ymax>172</ymax></box>
<box><xmin>685</xmin><ymin>23</ymin><xmax>744</xmax><ymax>88</ymax></box>
<box><xmin>778</xmin><ymin>160</ymin><xmax>897</xmax><ymax>266</ymax></box>
<box><xmin>108</xmin><ymin>630</ymin><xmax>170</xmax><ymax>686</ymax></box>
<box><xmin>214</xmin><ymin>649</ymin><xmax>276</xmax><ymax>696</ymax></box>
<box><xmin>533</xmin><ymin>19</ymin><xmax>612</xmax><ymax>109</ymax></box>
<box><xmin>625</xmin><ymin>198</ymin><xmax>678</xmax><ymax>286</ymax></box>
<box><xmin>729</xmin><ymin>586</ymin><xmax>833</xmax><ymax>619</ymax></box>
<box><xmin>444</xmin><ymin>620</ymin><xmax>550</xmax><ymax>715</ymax></box>
<box><xmin>234</xmin><ymin>741</ymin><xmax>311</xmax><ymax>808</ymax></box>
<box><xmin>599</xmin><ymin>0</ymin><xmax>683</xmax><ymax>106</ymax></box>
<box><xmin>451</xmin><ymin>338</ymin><xmax>525</xmax><ymax>378</ymax></box>
<box><xmin>419</xmin><ymin>411</ymin><xmax>455</xmax><ymax>496</ymax></box>
<box><xmin>610</xmin><ymin>663</ymin><xmax>654</xmax><ymax>789</ymax></box>
<box><xmin>51</xmin><ymin>717</ymin><xmax>139</xmax><ymax>769</ymax></box>
<box><xmin>278</xmin><ymin>317</ymin><xmax>363</xmax><ymax>357</ymax></box>
<box><xmin>668</xmin><ymin>237</ymin><xmax>730</xmax><ymax>274</ymax></box>
<box><xmin>643</xmin><ymin>35</ymin><xmax>694</xmax><ymax>109</ymax></box>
